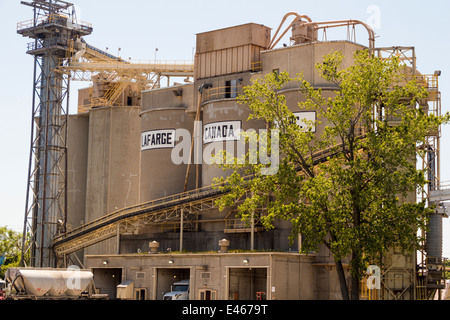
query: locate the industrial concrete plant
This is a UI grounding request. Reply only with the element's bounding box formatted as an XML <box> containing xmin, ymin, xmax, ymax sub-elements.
<box><xmin>10</xmin><ymin>0</ymin><xmax>450</xmax><ymax>301</ymax></box>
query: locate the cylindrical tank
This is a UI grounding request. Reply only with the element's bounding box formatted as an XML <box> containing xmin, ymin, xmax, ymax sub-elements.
<box><xmin>9</xmin><ymin>269</ymin><xmax>53</xmax><ymax>297</ymax></box>
<box><xmin>85</xmin><ymin>106</ymin><xmax>141</xmax><ymax>223</ymax></box>
<box><xmin>140</xmin><ymin>107</ymin><xmax>195</xmax><ymax>202</ymax></box>
<box><xmin>47</xmin><ymin>271</ymin><xmax>68</xmax><ymax>296</ymax></box>
<box><xmin>64</xmin><ymin>269</ymin><xmax>94</xmax><ymax>296</ymax></box>
<box><xmin>425</xmin><ymin>213</ymin><xmax>443</xmax><ymax>260</ymax></box>
<box><xmin>202</xmin><ymin>99</ymin><xmax>266</xmax><ymax>187</ymax></box>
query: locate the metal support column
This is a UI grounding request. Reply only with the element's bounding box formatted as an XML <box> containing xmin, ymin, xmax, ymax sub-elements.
<box><xmin>18</xmin><ymin>0</ymin><xmax>93</xmax><ymax>267</ymax></box>
<box><xmin>180</xmin><ymin>208</ymin><xmax>184</xmax><ymax>252</ymax></box>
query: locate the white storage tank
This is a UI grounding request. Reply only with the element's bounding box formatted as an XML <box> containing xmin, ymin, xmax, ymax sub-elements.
<box><xmin>5</xmin><ymin>268</ymin><xmax>93</xmax><ymax>297</ymax></box>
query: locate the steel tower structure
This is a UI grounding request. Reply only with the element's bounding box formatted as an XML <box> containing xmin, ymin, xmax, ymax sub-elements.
<box><xmin>18</xmin><ymin>0</ymin><xmax>92</xmax><ymax>267</ymax></box>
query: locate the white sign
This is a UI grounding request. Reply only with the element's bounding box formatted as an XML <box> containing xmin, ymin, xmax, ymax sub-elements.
<box><xmin>141</xmin><ymin>129</ymin><xmax>176</xmax><ymax>151</ymax></box>
<box><xmin>203</xmin><ymin>121</ymin><xmax>241</xmax><ymax>144</ymax></box>
<box><xmin>293</xmin><ymin>112</ymin><xmax>316</xmax><ymax>133</ymax></box>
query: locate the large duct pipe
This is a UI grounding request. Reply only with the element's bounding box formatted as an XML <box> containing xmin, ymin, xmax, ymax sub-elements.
<box><xmin>269</xmin><ymin>12</ymin><xmax>313</xmax><ymax>49</ymax></box>
<box><xmin>269</xmin><ymin>13</ymin><xmax>376</xmax><ymax>50</ymax></box>
<box><xmin>425</xmin><ymin>145</ymin><xmax>443</xmax><ymax>263</ymax></box>
<box><xmin>425</xmin><ymin>212</ymin><xmax>443</xmax><ymax>261</ymax></box>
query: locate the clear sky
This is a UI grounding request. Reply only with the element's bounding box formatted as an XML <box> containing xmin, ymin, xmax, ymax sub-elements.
<box><xmin>1</xmin><ymin>0</ymin><xmax>450</xmax><ymax>256</ymax></box>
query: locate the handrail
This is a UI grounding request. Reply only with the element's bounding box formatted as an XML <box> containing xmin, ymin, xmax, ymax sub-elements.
<box><xmin>413</xmin><ymin>74</ymin><xmax>439</xmax><ymax>89</ymax></box>
<box><xmin>436</xmin><ymin>181</ymin><xmax>450</xmax><ymax>191</ymax></box>
<box><xmin>65</xmin><ymin>59</ymin><xmax>194</xmax><ymax>71</ymax></box>
<box><xmin>305</xmin><ymin>19</ymin><xmax>375</xmax><ymax>49</ymax></box>
<box><xmin>201</xmin><ymin>85</ymin><xmax>244</xmax><ymax>103</ymax></box>
<box><xmin>26</xmin><ymin>38</ymin><xmax>69</xmax><ymax>52</ymax></box>
<box><xmin>269</xmin><ymin>14</ymin><xmax>376</xmax><ymax>50</ymax></box>
<box><xmin>17</xmin><ymin>14</ymin><xmax>92</xmax><ymax>32</ymax></box>
<box><xmin>251</xmin><ymin>61</ymin><xmax>263</xmax><ymax>72</ymax></box>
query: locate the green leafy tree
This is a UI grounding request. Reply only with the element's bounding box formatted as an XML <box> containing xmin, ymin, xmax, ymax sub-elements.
<box><xmin>0</xmin><ymin>226</ymin><xmax>28</xmax><ymax>278</ymax></box>
<box><xmin>214</xmin><ymin>50</ymin><xmax>449</xmax><ymax>300</ymax></box>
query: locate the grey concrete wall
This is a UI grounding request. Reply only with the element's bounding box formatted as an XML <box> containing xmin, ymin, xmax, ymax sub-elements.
<box><xmin>66</xmin><ymin>113</ymin><xmax>89</xmax><ymax>231</ymax></box>
<box><xmin>85</xmin><ymin>106</ymin><xmax>141</xmax><ymax>223</ymax></box>
<box><xmin>261</xmin><ymin>41</ymin><xmax>365</xmax><ymax>87</ymax></box>
<box><xmin>141</xmin><ymin>84</ymin><xmax>195</xmax><ymax>113</ymax></box>
<box><xmin>84</xmin><ymin>106</ymin><xmax>141</xmax><ymax>257</ymax></box>
<box><xmin>65</xmin><ymin>114</ymin><xmax>89</xmax><ymax>264</ymax></box>
<box><xmin>86</xmin><ymin>252</ymin><xmax>318</xmax><ymax>300</ymax></box>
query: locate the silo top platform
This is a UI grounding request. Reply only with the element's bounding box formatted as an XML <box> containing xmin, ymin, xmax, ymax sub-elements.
<box><xmin>17</xmin><ymin>14</ymin><xmax>93</xmax><ymax>38</ymax></box>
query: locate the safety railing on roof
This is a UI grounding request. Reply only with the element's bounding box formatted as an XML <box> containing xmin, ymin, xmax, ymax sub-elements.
<box><xmin>26</xmin><ymin>38</ymin><xmax>69</xmax><ymax>52</ymax></box>
<box><xmin>251</xmin><ymin>61</ymin><xmax>263</xmax><ymax>72</ymax></box>
<box><xmin>413</xmin><ymin>74</ymin><xmax>439</xmax><ymax>89</ymax></box>
<box><xmin>17</xmin><ymin>14</ymin><xmax>92</xmax><ymax>32</ymax></box>
<box><xmin>66</xmin><ymin>59</ymin><xmax>194</xmax><ymax>72</ymax></box>
<box><xmin>436</xmin><ymin>181</ymin><xmax>450</xmax><ymax>191</ymax></box>
<box><xmin>224</xmin><ymin>217</ymin><xmax>264</xmax><ymax>233</ymax></box>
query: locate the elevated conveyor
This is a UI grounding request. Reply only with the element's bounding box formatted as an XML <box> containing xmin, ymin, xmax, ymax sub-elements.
<box><xmin>53</xmin><ymin>185</ymin><xmax>224</xmax><ymax>255</ymax></box>
<box><xmin>61</xmin><ymin>38</ymin><xmax>194</xmax><ymax>109</ymax></box>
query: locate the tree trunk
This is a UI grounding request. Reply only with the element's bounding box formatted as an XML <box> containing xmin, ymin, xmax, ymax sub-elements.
<box><xmin>351</xmin><ymin>273</ymin><xmax>360</xmax><ymax>300</ymax></box>
<box><xmin>351</xmin><ymin>252</ymin><xmax>360</xmax><ymax>300</ymax></box>
<box><xmin>334</xmin><ymin>257</ymin><xmax>349</xmax><ymax>300</ymax></box>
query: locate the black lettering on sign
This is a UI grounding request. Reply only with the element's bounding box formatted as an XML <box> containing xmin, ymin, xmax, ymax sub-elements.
<box><xmin>141</xmin><ymin>129</ymin><xmax>176</xmax><ymax>150</ymax></box>
<box><xmin>203</xmin><ymin>121</ymin><xmax>241</xmax><ymax>144</ymax></box>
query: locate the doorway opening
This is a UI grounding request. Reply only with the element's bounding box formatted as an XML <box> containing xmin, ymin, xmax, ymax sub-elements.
<box><xmin>228</xmin><ymin>267</ymin><xmax>267</xmax><ymax>300</ymax></box>
<box><xmin>155</xmin><ymin>268</ymin><xmax>190</xmax><ymax>300</ymax></box>
<box><xmin>92</xmin><ymin>268</ymin><xmax>122</xmax><ymax>299</ymax></box>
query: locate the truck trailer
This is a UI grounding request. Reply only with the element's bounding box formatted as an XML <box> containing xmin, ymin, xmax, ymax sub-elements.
<box><xmin>4</xmin><ymin>267</ymin><xmax>107</xmax><ymax>300</ymax></box>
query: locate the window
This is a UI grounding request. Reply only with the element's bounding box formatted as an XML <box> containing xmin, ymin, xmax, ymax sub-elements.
<box><xmin>173</xmin><ymin>284</ymin><xmax>189</xmax><ymax>292</ymax></box>
<box><xmin>225</xmin><ymin>79</ymin><xmax>239</xmax><ymax>98</ymax></box>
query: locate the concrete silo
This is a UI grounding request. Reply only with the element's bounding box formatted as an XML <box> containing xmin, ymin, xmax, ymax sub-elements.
<box><xmin>140</xmin><ymin>84</ymin><xmax>196</xmax><ymax>202</ymax></box>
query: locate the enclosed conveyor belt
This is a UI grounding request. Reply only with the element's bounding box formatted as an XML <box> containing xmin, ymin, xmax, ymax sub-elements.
<box><xmin>66</xmin><ymin>39</ymin><xmax>194</xmax><ymax>78</ymax></box>
<box><xmin>64</xmin><ymin>59</ymin><xmax>195</xmax><ymax>78</ymax></box>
